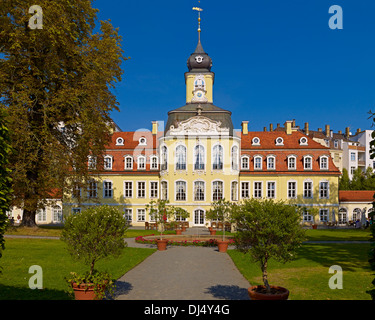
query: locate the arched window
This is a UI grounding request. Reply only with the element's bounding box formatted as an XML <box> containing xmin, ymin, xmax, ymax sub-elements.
<box><xmin>231</xmin><ymin>146</ymin><xmax>239</xmax><ymax>170</ymax></box>
<box><xmin>53</xmin><ymin>205</ymin><xmax>63</xmax><ymax>222</ymax></box>
<box><xmin>212</xmin><ymin>181</ymin><xmax>223</xmax><ymax>201</ymax></box>
<box><xmin>161</xmin><ymin>181</ymin><xmax>168</xmax><ymax>200</ymax></box>
<box><xmin>231</xmin><ymin>181</ymin><xmax>238</xmax><ymax>201</ymax></box>
<box><xmin>104</xmin><ymin>156</ymin><xmax>113</xmax><ymax>170</ymax></box>
<box><xmin>194</xmin><ymin>145</ymin><xmax>205</xmax><ymax>170</ymax></box>
<box><xmin>161</xmin><ymin>146</ymin><xmax>168</xmax><ymax>170</ymax></box>
<box><xmin>176</xmin><ymin>145</ymin><xmax>187</xmax><ymax>170</ymax></box>
<box><xmin>176</xmin><ymin>181</ymin><xmax>186</xmax><ymax>201</ymax></box>
<box><xmin>213</xmin><ymin>145</ymin><xmax>223</xmax><ymax>170</ymax></box>
<box><xmin>338</xmin><ymin>208</ymin><xmax>347</xmax><ymax>224</ymax></box>
<box><xmin>353</xmin><ymin>208</ymin><xmax>361</xmax><ymax>221</ymax></box>
<box><xmin>194</xmin><ymin>181</ymin><xmax>205</xmax><ymax>201</ymax></box>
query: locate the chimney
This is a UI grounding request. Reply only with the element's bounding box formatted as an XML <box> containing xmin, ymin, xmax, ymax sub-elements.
<box><xmin>241</xmin><ymin>121</ymin><xmax>249</xmax><ymax>135</ymax></box>
<box><xmin>277</xmin><ymin>123</ymin><xmax>280</xmax><ymax>128</ymax></box>
<box><xmin>338</xmin><ymin>130</ymin><xmax>342</xmax><ymax>134</ymax></box>
<box><xmin>356</xmin><ymin>128</ymin><xmax>361</xmax><ymax>135</ymax></box>
<box><xmin>269</xmin><ymin>123</ymin><xmax>273</xmax><ymax>132</ymax></box>
<box><xmin>263</xmin><ymin>127</ymin><xmax>267</xmax><ymax>132</ymax></box>
<box><xmin>345</xmin><ymin>127</ymin><xmax>350</xmax><ymax>138</ymax></box>
<box><xmin>284</xmin><ymin>121</ymin><xmax>292</xmax><ymax>135</ymax></box>
<box><xmin>292</xmin><ymin>119</ymin><xmax>296</xmax><ymax>127</ymax></box>
<box><xmin>151</xmin><ymin>121</ymin><xmax>158</xmax><ymax>135</ymax></box>
<box><xmin>318</xmin><ymin>128</ymin><xmax>322</xmax><ymax>132</ymax></box>
<box><xmin>304</xmin><ymin>122</ymin><xmax>309</xmax><ymax>135</ymax></box>
<box><xmin>325</xmin><ymin>125</ymin><xmax>330</xmax><ymax>137</ymax></box>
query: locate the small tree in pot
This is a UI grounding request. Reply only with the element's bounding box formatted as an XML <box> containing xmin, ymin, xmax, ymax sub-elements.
<box><xmin>61</xmin><ymin>205</ymin><xmax>128</xmax><ymax>299</ymax></box>
<box><xmin>232</xmin><ymin>198</ymin><xmax>306</xmax><ymax>300</ymax></box>
<box><xmin>146</xmin><ymin>199</ymin><xmax>174</xmax><ymax>250</ymax></box>
<box><xmin>206</xmin><ymin>199</ymin><xmax>233</xmax><ymax>252</ymax></box>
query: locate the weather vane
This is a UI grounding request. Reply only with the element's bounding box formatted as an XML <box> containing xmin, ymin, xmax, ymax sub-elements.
<box><xmin>192</xmin><ymin>4</ymin><xmax>203</xmax><ymax>42</ymax></box>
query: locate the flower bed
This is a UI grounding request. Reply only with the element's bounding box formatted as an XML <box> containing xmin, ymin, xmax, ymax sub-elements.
<box><xmin>135</xmin><ymin>234</ymin><xmax>235</xmax><ymax>247</ymax></box>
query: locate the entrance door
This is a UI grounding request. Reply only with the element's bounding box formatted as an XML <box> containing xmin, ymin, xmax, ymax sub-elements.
<box><xmin>194</xmin><ymin>209</ymin><xmax>205</xmax><ymax>226</ymax></box>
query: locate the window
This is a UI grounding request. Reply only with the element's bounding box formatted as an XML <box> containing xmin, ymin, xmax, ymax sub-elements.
<box><xmin>139</xmin><ymin>137</ymin><xmax>147</xmax><ymax>145</ymax></box>
<box><xmin>88</xmin><ymin>156</ymin><xmax>96</xmax><ymax>170</ymax></box>
<box><xmin>161</xmin><ymin>181</ymin><xmax>168</xmax><ymax>200</ymax></box>
<box><xmin>304</xmin><ymin>156</ymin><xmax>312</xmax><ymax>170</ymax></box>
<box><xmin>287</xmin><ymin>181</ymin><xmax>296</xmax><ymax>198</ymax></box>
<box><xmin>350</xmin><ymin>166</ymin><xmax>356</xmax><ymax>175</ymax></box>
<box><xmin>88</xmin><ymin>180</ymin><xmax>97</xmax><ymax>198</ymax></box>
<box><xmin>137</xmin><ymin>209</ymin><xmax>145</xmax><ymax>222</ymax></box>
<box><xmin>288</xmin><ymin>156</ymin><xmax>296</xmax><ymax>170</ymax></box>
<box><xmin>125</xmin><ymin>156</ymin><xmax>133</xmax><ymax>170</ymax></box>
<box><xmin>350</xmin><ymin>152</ymin><xmax>356</xmax><ymax>162</ymax></box>
<box><xmin>72</xmin><ymin>184</ymin><xmax>81</xmax><ymax>198</ymax></box>
<box><xmin>161</xmin><ymin>146</ymin><xmax>168</xmax><ymax>170</ymax></box>
<box><xmin>104</xmin><ymin>156</ymin><xmax>112</xmax><ymax>170</ymax></box>
<box><xmin>176</xmin><ymin>181</ymin><xmax>186</xmax><ymax>201</ymax></box>
<box><xmin>303</xmin><ymin>181</ymin><xmax>313</xmax><ymax>198</ymax></box>
<box><xmin>241</xmin><ymin>156</ymin><xmax>249</xmax><ymax>170</ymax></box>
<box><xmin>176</xmin><ymin>145</ymin><xmax>187</xmax><ymax>170</ymax></box>
<box><xmin>319</xmin><ymin>181</ymin><xmax>329</xmax><ymax>198</ymax></box>
<box><xmin>319</xmin><ymin>209</ymin><xmax>328</xmax><ymax>222</ymax></box>
<box><xmin>194</xmin><ymin>209</ymin><xmax>205</xmax><ymax>225</ymax></box>
<box><xmin>267</xmin><ymin>156</ymin><xmax>275</xmax><ymax>170</ymax></box>
<box><xmin>254</xmin><ymin>182</ymin><xmax>262</xmax><ymax>198</ymax></box>
<box><xmin>124</xmin><ymin>208</ymin><xmax>132</xmax><ymax>222</ymax></box>
<box><xmin>213</xmin><ymin>145</ymin><xmax>223</xmax><ymax>170</ymax></box>
<box><xmin>352</xmin><ymin>208</ymin><xmax>361</xmax><ymax>221</ymax></box>
<box><xmin>150</xmin><ymin>156</ymin><xmax>158</xmax><ymax>170</ymax></box>
<box><xmin>53</xmin><ymin>206</ymin><xmax>63</xmax><ymax>222</ymax></box>
<box><xmin>241</xmin><ymin>182</ymin><xmax>250</xmax><ymax>199</ymax></box>
<box><xmin>231</xmin><ymin>181</ymin><xmax>238</xmax><ymax>201</ymax></box>
<box><xmin>138</xmin><ymin>156</ymin><xmax>146</xmax><ymax>170</ymax></box>
<box><xmin>320</xmin><ymin>156</ymin><xmax>328</xmax><ymax>170</ymax></box>
<box><xmin>324</xmin><ymin>139</ymin><xmax>330</xmax><ymax>147</ymax></box>
<box><xmin>194</xmin><ymin>145</ymin><xmax>205</xmax><ymax>170</ymax></box>
<box><xmin>231</xmin><ymin>146</ymin><xmax>239</xmax><ymax>170</ymax></box>
<box><xmin>137</xmin><ymin>181</ymin><xmax>145</xmax><ymax>198</ymax></box>
<box><xmin>212</xmin><ymin>181</ymin><xmax>223</xmax><ymax>201</ymax></box>
<box><xmin>302</xmin><ymin>209</ymin><xmax>313</xmax><ymax>222</ymax></box>
<box><xmin>72</xmin><ymin>208</ymin><xmax>81</xmax><ymax>215</ymax></box>
<box><xmin>150</xmin><ymin>182</ymin><xmax>158</xmax><ymax>198</ymax></box>
<box><xmin>276</xmin><ymin>137</ymin><xmax>284</xmax><ymax>145</ymax></box>
<box><xmin>103</xmin><ymin>181</ymin><xmax>113</xmax><ymax>198</ymax></box>
<box><xmin>124</xmin><ymin>181</ymin><xmax>133</xmax><ymax>198</ymax></box>
<box><xmin>116</xmin><ymin>137</ymin><xmax>124</xmax><ymax>145</ymax></box>
<box><xmin>254</xmin><ymin>156</ymin><xmax>262</xmax><ymax>170</ymax></box>
<box><xmin>252</xmin><ymin>137</ymin><xmax>260</xmax><ymax>145</ymax></box>
<box><xmin>267</xmin><ymin>182</ymin><xmax>275</xmax><ymax>198</ymax></box>
<box><xmin>299</xmin><ymin>137</ymin><xmax>308</xmax><ymax>145</ymax></box>
<box><xmin>37</xmin><ymin>208</ymin><xmax>46</xmax><ymax>222</ymax></box>
<box><xmin>338</xmin><ymin>208</ymin><xmax>347</xmax><ymax>224</ymax></box>
<box><xmin>194</xmin><ymin>181</ymin><xmax>205</xmax><ymax>201</ymax></box>
<box><xmin>334</xmin><ymin>140</ymin><xmax>339</xmax><ymax>148</ymax></box>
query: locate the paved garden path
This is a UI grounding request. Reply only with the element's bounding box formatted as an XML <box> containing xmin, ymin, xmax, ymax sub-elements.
<box><xmin>114</xmin><ymin>228</ymin><xmax>251</xmax><ymax>300</ymax></box>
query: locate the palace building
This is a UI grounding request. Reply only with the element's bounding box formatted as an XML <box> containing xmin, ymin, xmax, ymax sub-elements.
<box><xmin>62</xmin><ymin>13</ymin><xmax>341</xmax><ymax>227</ymax></box>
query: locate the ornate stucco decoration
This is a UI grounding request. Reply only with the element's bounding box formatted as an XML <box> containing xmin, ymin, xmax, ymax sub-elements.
<box><xmin>169</xmin><ymin>115</ymin><xmax>229</xmax><ymax>136</ymax></box>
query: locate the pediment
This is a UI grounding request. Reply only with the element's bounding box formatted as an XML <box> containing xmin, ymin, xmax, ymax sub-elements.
<box><xmin>168</xmin><ymin>116</ymin><xmax>229</xmax><ymax>136</ymax></box>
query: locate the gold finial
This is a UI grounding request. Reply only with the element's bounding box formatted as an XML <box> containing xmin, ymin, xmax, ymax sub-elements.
<box><xmin>192</xmin><ymin>6</ymin><xmax>203</xmax><ymax>41</ymax></box>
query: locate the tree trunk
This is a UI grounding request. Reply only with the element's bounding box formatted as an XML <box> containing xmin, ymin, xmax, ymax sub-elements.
<box><xmin>20</xmin><ymin>209</ymin><xmax>37</xmax><ymax>227</ymax></box>
<box><xmin>261</xmin><ymin>258</ymin><xmax>271</xmax><ymax>293</ymax></box>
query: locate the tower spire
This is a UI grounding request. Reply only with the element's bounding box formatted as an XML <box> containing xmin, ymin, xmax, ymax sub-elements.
<box><xmin>192</xmin><ymin>6</ymin><xmax>204</xmax><ymax>53</ymax></box>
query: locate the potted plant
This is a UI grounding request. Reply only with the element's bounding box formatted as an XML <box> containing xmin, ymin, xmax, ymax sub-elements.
<box><xmin>304</xmin><ymin>207</ymin><xmax>320</xmax><ymax>229</ymax></box>
<box><xmin>146</xmin><ymin>199</ymin><xmax>174</xmax><ymax>250</ymax></box>
<box><xmin>232</xmin><ymin>198</ymin><xmax>306</xmax><ymax>300</ymax></box>
<box><xmin>61</xmin><ymin>205</ymin><xmax>128</xmax><ymax>300</ymax></box>
<box><xmin>173</xmin><ymin>207</ymin><xmax>190</xmax><ymax>232</ymax></box>
<box><xmin>206</xmin><ymin>199</ymin><xmax>233</xmax><ymax>253</ymax></box>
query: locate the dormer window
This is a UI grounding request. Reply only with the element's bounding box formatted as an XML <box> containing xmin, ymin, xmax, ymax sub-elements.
<box><xmin>276</xmin><ymin>137</ymin><xmax>284</xmax><ymax>145</ymax></box>
<box><xmin>303</xmin><ymin>156</ymin><xmax>312</xmax><ymax>170</ymax></box>
<box><xmin>267</xmin><ymin>156</ymin><xmax>276</xmax><ymax>170</ymax></box>
<box><xmin>104</xmin><ymin>156</ymin><xmax>113</xmax><ymax>170</ymax></box>
<box><xmin>254</xmin><ymin>156</ymin><xmax>263</xmax><ymax>170</ymax></box>
<box><xmin>116</xmin><ymin>137</ymin><xmax>124</xmax><ymax>146</ymax></box>
<box><xmin>252</xmin><ymin>137</ymin><xmax>260</xmax><ymax>146</ymax></box>
<box><xmin>320</xmin><ymin>156</ymin><xmax>329</xmax><ymax>170</ymax></box>
<box><xmin>139</xmin><ymin>137</ymin><xmax>147</xmax><ymax>145</ymax></box>
<box><xmin>137</xmin><ymin>156</ymin><xmax>146</xmax><ymax>170</ymax></box>
<box><xmin>124</xmin><ymin>156</ymin><xmax>133</xmax><ymax>170</ymax></box>
<box><xmin>288</xmin><ymin>155</ymin><xmax>296</xmax><ymax>170</ymax></box>
<box><xmin>299</xmin><ymin>137</ymin><xmax>308</xmax><ymax>145</ymax></box>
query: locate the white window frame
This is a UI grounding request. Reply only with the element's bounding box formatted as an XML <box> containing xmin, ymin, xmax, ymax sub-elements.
<box><xmin>137</xmin><ymin>155</ymin><xmax>146</xmax><ymax>170</ymax></box>
<box><xmin>231</xmin><ymin>145</ymin><xmax>239</xmax><ymax>171</ymax></box>
<box><xmin>52</xmin><ymin>205</ymin><xmax>63</xmax><ymax>223</ymax></box>
<box><xmin>241</xmin><ymin>182</ymin><xmax>250</xmax><ymax>199</ymax></box>
<box><xmin>150</xmin><ymin>181</ymin><xmax>158</xmax><ymax>198</ymax></box>
<box><xmin>252</xmin><ymin>137</ymin><xmax>260</xmax><ymax>146</ymax></box>
<box><xmin>139</xmin><ymin>137</ymin><xmax>147</xmax><ymax>146</ymax></box>
<box><xmin>231</xmin><ymin>181</ymin><xmax>238</xmax><ymax>201</ymax></box>
<box><xmin>104</xmin><ymin>155</ymin><xmax>113</xmax><ymax>170</ymax></box>
<box><xmin>175</xmin><ymin>180</ymin><xmax>187</xmax><ymax>201</ymax></box>
<box><xmin>194</xmin><ymin>144</ymin><xmax>205</xmax><ymax>171</ymax></box>
<box><xmin>241</xmin><ymin>156</ymin><xmax>249</xmax><ymax>170</ymax></box>
<box><xmin>212</xmin><ymin>144</ymin><xmax>224</xmax><ymax>170</ymax></box>
<box><xmin>150</xmin><ymin>155</ymin><xmax>158</xmax><ymax>170</ymax></box>
<box><xmin>320</xmin><ymin>156</ymin><xmax>329</xmax><ymax>170</ymax></box>
<box><xmin>124</xmin><ymin>208</ymin><xmax>133</xmax><ymax>222</ymax></box>
<box><xmin>287</xmin><ymin>180</ymin><xmax>297</xmax><ymax>199</ymax></box>
<box><xmin>137</xmin><ymin>181</ymin><xmax>146</xmax><ymax>199</ymax></box>
<box><xmin>124</xmin><ymin>156</ymin><xmax>133</xmax><ymax>170</ymax></box>
<box><xmin>103</xmin><ymin>180</ymin><xmax>113</xmax><ymax>198</ymax></box>
<box><xmin>319</xmin><ymin>181</ymin><xmax>329</xmax><ymax>199</ymax></box>
<box><xmin>276</xmin><ymin>137</ymin><xmax>284</xmax><ymax>146</ymax></box>
<box><xmin>88</xmin><ymin>155</ymin><xmax>96</xmax><ymax>170</ymax></box>
<box><xmin>137</xmin><ymin>208</ymin><xmax>146</xmax><ymax>222</ymax></box>
<box><xmin>87</xmin><ymin>180</ymin><xmax>97</xmax><ymax>198</ymax></box>
<box><xmin>175</xmin><ymin>144</ymin><xmax>187</xmax><ymax>171</ymax></box>
<box><xmin>194</xmin><ymin>180</ymin><xmax>205</xmax><ymax>201</ymax></box>
<box><xmin>212</xmin><ymin>180</ymin><xmax>224</xmax><ymax>201</ymax></box>
<box><xmin>303</xmin><ymin>180</ymin><xmax>313</xmax><ymax>199</ymax></box>
<box><xmin>267</xmin><ymin>156</ymin><xmax>275</xmax><ymax>170</ymax></box>
<box><xmin>124</xmin><ymin>181</ymin><xmax>133</xmax><ymax>198</ymax></box>
<box><xmin>161</xmin><ymin>145</ymin><xmax>168</xmax><ymax>171</ymax></box>
<box><xmin>161</xmin><ymin>180</ymin><xmax>168</xmax><ymax>200</ymax></box>
<box><xmin>253</xmin><ymin>181</ymin><xmax>263</xmax><ymax>199</ymax></box>
<box><xmin>37</xmin><ymin>208</ymin><xmax>46</xmax><ymax>222</ymax></box>
<box><xmin>303</xmin><ymin>156</ymin><xmax>312</xmax><ymax>170</ymax></box>
<box><xmin>319</xmin><ymin>209</ymin><xmax>329</xmax><ymax>222</ymax></box>
<box><xmin>288</xmin><ymin>156</ymin><xmax>297</xmax><ymax>170</ymax></box>
<box><xmin>266</xmin><ymin>181</ymin><xmax>276</xmax><ymax>199</ymax></box>
<box><xmin>254</xmin><ymin>156</ymin><xmax>263</xmax><ymax>170</ymax></box>
<box><xmin>116</xmin><ymin>137</ymin><xmax>124</xmax><ymax>146</ymax></box>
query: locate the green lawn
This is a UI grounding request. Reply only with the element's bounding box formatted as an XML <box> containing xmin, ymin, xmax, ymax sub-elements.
<box><xmin>228</xmin><ymin>243</ymin><xmax>374</xmax><ymax>300</ymax></box>
<box><xmin>0</xmin><ymin>238</ymin><xmax>155</xmax><ymax>300</ymax></box>
<box><xmin>304</xmin><ymin>228</ymin><xmax>372</xmax><ymax>241</ymax></box>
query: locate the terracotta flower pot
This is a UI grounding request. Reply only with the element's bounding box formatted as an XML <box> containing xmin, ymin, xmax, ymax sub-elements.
<box><xmin>209</xmin><ymin>229</ymin><xmax>216</xmax><ymax>235</ymax></box>
<box><xmin>156</xmin><ymin>239</ymin><xmax>168</xmax><ymax>251</ymax></box>
<box><xmin>72</xmin><ymin>283</ymin><xmax>106</xmax><ymax>300</ymax></box>
<box><xmin>248</xmin><ymin>285</ymin><xmax>289</xmax><ymax>300</ymax></box>
<box><xmin>312</xmin><ymin>224</ymin><xmax>317</xmax><ymax>229</ymax></box>
<box><xmin>176</xmin><ymin>229</ymin><xmax>182</xmax><ymax>235</ymax></box>
<box><xmin>217</xmin><ymin>240</ymin><xmax>229</xmax><ymax>253</ymax></box>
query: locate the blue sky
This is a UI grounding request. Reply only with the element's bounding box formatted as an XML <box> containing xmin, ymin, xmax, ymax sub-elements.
<box><xmin>94</xmin><ymin>0</ymin><xmax>375</xmax><ymax>134</ymax></box>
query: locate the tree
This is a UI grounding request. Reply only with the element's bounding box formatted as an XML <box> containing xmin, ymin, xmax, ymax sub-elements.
<box><xmin>232</xmin><ymin>198</ymin><xmax>306</xmax><ymax>294</ymax></box>
<box><xmin>206</xmin><ymin>198</ymin><xmax>233</xmax><ymax>241</ymax></box>
<box><xmin>0</xmin><ymin>0</ymin><xmax>126</xmax><ymax>227</ymax></box>
<box><xmin>0</xmin><ymin>108</ymin><xmax>12</xmax><ymax>268</ymax></box>
<box><xmin>339</xmin><ymin>168</ymin><xmax>350</xmax><ymax>190</ymax></box>
<box><xmin>145</xmin><ymin>199</ymin><xmax>174</xmax><ymax>240</ymax></box>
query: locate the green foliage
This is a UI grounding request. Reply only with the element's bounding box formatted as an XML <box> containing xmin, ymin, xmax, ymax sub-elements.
<box><xmin>145</xmin><ymin>199</ymin><xmax>174</xmax><ymax>239</ymax></box>
<box><xmin>232</xmin><ymin>198</ymin><xmax>306</xmax><ymax>293</ymax></box>
<box><xmin>0</xmin><ymin>108</ymin><xmax>12</xmax><ymax>269</ymax></box>
<box><xmin>339</xmin><ymin>168</ymin><xmax>350</xmax><ymax>190</ymax></box>
<box><xmin>339</xmin><ymin>167</ymin><xmax>375</xmax><ymax>190</ymax></box>
<box><xmin>206</xmin><ymin>199</ymin><xmax>233</xmax><ymax>241</ymax></box>
<box><xmin>0</xmin><ymin>0</ymin><xmax>127</xmax><ymax>225</ymax></box>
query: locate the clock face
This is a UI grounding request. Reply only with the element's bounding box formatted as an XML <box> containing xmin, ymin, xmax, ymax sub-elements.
<box><xmin>195</xmin><ymin>55</ymin><xmax>204</xmax><ymax>63</ymax></box>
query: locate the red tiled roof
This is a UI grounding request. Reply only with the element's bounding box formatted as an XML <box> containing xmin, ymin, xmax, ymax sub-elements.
<box><xmin>339</xmin><ymin>190</ymin><xmax>375</xmax><ymax>202</ymax></box>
